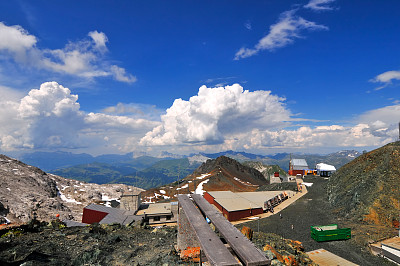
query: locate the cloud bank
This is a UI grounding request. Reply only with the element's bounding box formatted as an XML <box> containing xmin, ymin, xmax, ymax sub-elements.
<box><xmin>0</xmin><ymin>22</ymin><xmax>136</xmax><ymax>83</ymax></box>
<box><xmin>0</xmin><ymin>82</ymin><xmax>397</xmax><ymax>155</ymax></box>
<box><xmin>0</xmin><ymin>82</ymin><xmax>157</xmax><ymax>152</ymax></box>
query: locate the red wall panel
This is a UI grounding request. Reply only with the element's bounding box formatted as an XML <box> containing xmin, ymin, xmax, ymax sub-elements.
<box><xmin>227</xmin><ymin>208</ymin><xmax>263</xmax><ymax>222</ymax></box>
<box><xmin>82</xmin><ymin>209</ymin><xmax>108</xmax><ymax>224</ymax></box>
<box><xmin>203</xmin><ymin>192</ymin><xmax>214</xmax><ymax>205</ymax></box>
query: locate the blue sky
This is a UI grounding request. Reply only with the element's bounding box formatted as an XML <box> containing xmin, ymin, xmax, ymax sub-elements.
<box><xmin>0</xmin><ymin>0</ymin><xmax>399</xmax><ymax>156</ymax></box>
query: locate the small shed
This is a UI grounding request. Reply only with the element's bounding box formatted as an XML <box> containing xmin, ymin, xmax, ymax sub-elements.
<box><xmin>136</xmin><ymin>202</ymin><xmax>178</xmax><ymax>224</ymax></box>
<box><xmin>82</xmin><ymin>204</ymin><xmax>141</xmax><ymax>225</ymax></box>
<box><xmin>316</xmin><ymin>163</ymin><xmax>336</xmax><ymax>177</ymax></box>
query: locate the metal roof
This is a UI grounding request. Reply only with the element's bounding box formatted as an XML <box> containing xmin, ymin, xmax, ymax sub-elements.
<box><xmin>214</xmin><ymin>198</ymin><xmax>262</xmax><ymax>212</ymax></box>
<box><xmin>236</xmin><ymin>191</ymin><xmax>284</xmax><ymax>210</ymax></box>
<box><xmin>209</xmin><ymin>191</ymin><xmax>287</xmax><ymax>212</ymax></box>
<box><xmin>207</xmin><ymin>191</ymin><xmax>241</xmax><ymax>199</ymax></box>
<box><xmin>291</xmin><ymin>159</ymin><xmax>308</xmax><ymax>170</ymax></box>
<box><xmin>84</xmin><ymin>204</ymin><xmax>142</xmax><ymax>225</ymax></box>
<box><xmin>136</xmin><ymin>202</ymin><xmax>173</xmax><ymax>216</ymax></box>
<box><xmin>291</xmin><ymin>159</ymin><xmax>308</xmax><ymax>166</ymax></box>
<box><xmin>316</xmin><ymin>163</ymin><xmax>336</xmax><ymax>171</ymax></box>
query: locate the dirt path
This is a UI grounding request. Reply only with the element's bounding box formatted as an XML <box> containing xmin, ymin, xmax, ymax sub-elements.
<box><xmin>232</xmin><ymin>181</ymin><xmax>308</xmax><ymax>226</ymax></box>
<box><xmin>241</xmin><ymin>176</ymin><xmax>394</xmax><ymax>266</ymax></box>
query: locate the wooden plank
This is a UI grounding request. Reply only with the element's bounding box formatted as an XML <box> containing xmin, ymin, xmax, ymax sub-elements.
<box><xmin>307</xmin><ymin>249</ymin><xmax>358</xmax><ymax>266</ymax></box>
<box><xmin>192</xmin><ymin>194</ymin><xmax>269</xmax><ymax>266</ymax></box>
<box><xmin>177</xmin><ymin>195</ymin><xmax>240</xmax><ymax>266</ymax></box>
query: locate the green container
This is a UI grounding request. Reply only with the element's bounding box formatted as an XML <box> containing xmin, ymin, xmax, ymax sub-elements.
<box><xmin>310</xmin><ymin>224</ymin><xmax>351</xmax><ymax>242</ymax></box>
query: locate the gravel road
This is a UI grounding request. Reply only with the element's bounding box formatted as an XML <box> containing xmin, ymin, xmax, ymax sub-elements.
<box><xmin>242</xmin><ymin>176</ymin><xmax>395</xmax><ymax>266</ymax></box>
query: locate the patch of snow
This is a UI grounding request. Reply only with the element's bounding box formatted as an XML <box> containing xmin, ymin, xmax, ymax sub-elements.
<box><xmin>6</xmin><ymin>188</ymin><xmax>10</xmax><ymax>191</ymax></box>
<box><xmin>188</xmin><ymin>180</ymin><xmax>192</xmax><ymax>183</ymax></box>
<box><xmin>163</xmin><ymin>195</ymin><xmax>170</xmax><ymax>199</ymax></box>
<box><xmin>159</xmin><ymin>190</ymin><xmax>166</xmax><ymax>194</ymax></box>
<box><xmin>142</xmin><ymin>196</ymin><xmax>154</xmax><ymax>203</ymax></box>
<box><xmin>302</xmin><ymin>182</ymin><xmax>313</xmax><ymax>187</ymax></box>
<box><xmin>195</xmin><ymin>179</ymin><xmax>210</xmax><ymax>195</ymax></box>
<box><xmin>79</xmin><ymin>189</ymin><xmax>85</xmax><ymax>191</ymax></box>
<box><xmin>233</xmin><ymin>177</ymin><xmax>257</xmax><ymax>186</ymax></box>
<box><xmin>196</xmin><ymin>173</ymin><xmax>211</xmax><ymax>180</ymax></box>
<box><xmin>181</xmin><ymin>184</ymin><xmax>188</xmax><ymax>189</ymax></box>
<box><xmin>154</xmin><ymin>193</ymin><xmax>161</xmax><ymax>197</ymax></box>
<box><xmin>57</xmin><ymin>186</ymin><xmax>82</xmax><ymax>205</ymax></box>
<box><xmin>102</xmin><ymin>194</ymin><xmax>112</xmax><ymax>201</ymax></box>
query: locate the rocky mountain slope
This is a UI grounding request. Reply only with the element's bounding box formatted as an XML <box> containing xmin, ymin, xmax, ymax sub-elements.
<box><xmin>0</xmin><ymin>154</ymin><xmax>142</xmax><ymax>224</ymax></box>
<box><xmin>142</xmin><ymin>156</ymin><xmax>268</xmax><ymax>203</ymax></box>
<box><xmin>327</xmin><ymin>141</ymin><xmax>400</xmax><ymax>227</ymax></box>
<box><xmin>0</xmin><ymin>222</ymin><xmax>318</xmax><ymax>266</ymax></box>
<box><xmin>243</xmin><ymin>161</ymin><xmax>288</xmax><ymax>182</ymax></box>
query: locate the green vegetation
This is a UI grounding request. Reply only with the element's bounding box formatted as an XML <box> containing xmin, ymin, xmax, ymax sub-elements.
<box><xmin>50</xmin><ymin>158</ymin><xmax>202</xmax><ymax>190</ymax></box>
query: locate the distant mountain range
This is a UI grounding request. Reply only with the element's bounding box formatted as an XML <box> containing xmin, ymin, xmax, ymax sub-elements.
<box><xmin>16</xmin><ymin>149</ymin><xmax>361</xmax><ymax>190</ymax></box>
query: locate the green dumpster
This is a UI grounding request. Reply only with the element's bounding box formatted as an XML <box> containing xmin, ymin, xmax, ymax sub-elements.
<box><xmin>311</xmin><ymin>224</ymin><xmax>351</xmax><ymax>242</ymax></box>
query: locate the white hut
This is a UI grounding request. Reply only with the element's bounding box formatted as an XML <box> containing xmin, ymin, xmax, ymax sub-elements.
<box><xmin>316</xmin><ymin>163</ymin><xmax>336</xmax><ymax>177</ymax></box>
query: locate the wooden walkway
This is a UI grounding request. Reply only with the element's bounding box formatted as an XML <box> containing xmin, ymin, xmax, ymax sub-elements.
<box><xmin>177</xmin><ymin>195</ymin><xmax>240</xmax><ymax>265</ymax></box>
<box><xmin>178</xmin><ymin>194</ymin><xmax>269</xmax><ymax>266</ymax></box>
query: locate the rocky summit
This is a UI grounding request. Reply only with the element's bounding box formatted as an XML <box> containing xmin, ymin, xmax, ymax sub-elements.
<box><xmin>327</xmin><ymin>141</ymin><xmax>400</xmax><ymax>227</ymax></box>
<box><xmin>142</xmin><ymin>156</ymin><xmax>269</xmax><ymax>203</ymax></box>
<box><xmin>0</xmin><ymin>154</ymin><xmax>142</xmax><ymax>224</ymax></box>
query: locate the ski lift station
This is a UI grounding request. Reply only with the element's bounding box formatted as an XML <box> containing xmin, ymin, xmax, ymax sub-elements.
<box><xmin>316</xmin><ymin>163</ymin><xmax>336</xmax><ymax>177</ymax></box>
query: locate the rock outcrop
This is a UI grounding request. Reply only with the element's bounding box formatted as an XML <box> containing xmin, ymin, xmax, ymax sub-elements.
<box><xmin>142</xmin><ymin>156</ymin><xmax>268</xmax><ymax>203</ymax></box>
<box><xmin>0</xmin><ymin>154</ymin><xmax>142</xmax><ymax>223</ymax></box>
<box><xmin>327</xmin><ymin>141</ymin><xmax>400</xmax><ymax>227</ymax></box>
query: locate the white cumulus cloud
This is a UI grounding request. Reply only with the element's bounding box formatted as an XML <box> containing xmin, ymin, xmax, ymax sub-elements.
<box><xmin>234</xmin><ymin>9</ymin><xmax>328</xmax><ymax>60</ymax></box>
<box><xmin>0</xmin><ymin>22</ymin><xmax>135</xmax><ymax>83</ymax></box>
<box><xmin>140</xmin><ymin>84</ymin><xmax>291</xmax><ymax>146</ymax></box>
<box><xmin>0</xmin><ymin>82</ymin><xmax>157</xmax><ymax>152</ymax></box>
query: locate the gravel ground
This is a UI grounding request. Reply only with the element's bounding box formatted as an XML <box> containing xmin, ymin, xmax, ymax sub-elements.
<box><xmin>241</xmin><ymin>176</ymin><xmax>395</xmax><ymax>266</ymax></box>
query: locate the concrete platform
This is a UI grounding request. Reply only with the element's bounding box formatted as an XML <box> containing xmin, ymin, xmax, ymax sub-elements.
<box><xmin>307</xmin><ymin>249</ymin><xmax>358</xmax><ymax>266</ymax></box>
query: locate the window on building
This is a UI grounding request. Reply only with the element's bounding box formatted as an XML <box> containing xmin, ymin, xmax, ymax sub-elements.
<box><xmin>154</xmin><ymin>216</ymin><xmax>160</xmax><ymax>222</ymax></box>
<box><xmin>166</xmin><ymin>215</ymin><xmax>171</xmax><ymax>221</ymax></box>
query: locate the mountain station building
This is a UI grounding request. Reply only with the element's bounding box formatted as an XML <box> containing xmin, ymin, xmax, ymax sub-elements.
<box><xmin>203</xmin><ymin>190</ymin><xmax>289</xmax><ymax>221</ymax></box>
